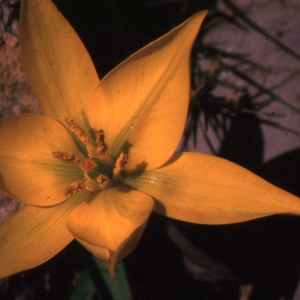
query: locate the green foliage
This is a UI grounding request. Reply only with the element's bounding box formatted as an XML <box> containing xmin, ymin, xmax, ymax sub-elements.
<box><xmin>70</xmin><ymin>258</ymin><xmax>132</xmax><ymax>300</ymax></box>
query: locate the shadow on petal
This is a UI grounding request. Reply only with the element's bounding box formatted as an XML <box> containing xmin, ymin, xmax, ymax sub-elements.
<box><xmin>76</xmin><ymin>221</ymin><xmax>148</xmax><ymax>277</ymax></box>
<box><xmin>67</xmin><ymin>185</ymin><xmax>154</xmax><ymax>273</ymax></box>
<box><xmin>124</xmin><ymin>152</ymin><xmax>300</xmax><ymax>225</ymax></box>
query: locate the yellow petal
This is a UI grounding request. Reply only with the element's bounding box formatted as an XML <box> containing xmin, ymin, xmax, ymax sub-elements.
<box><xmin>77</xmin><ymin>238</ymin><xmax>110</xmax><ymax>262</ymax></box>
<box><xmin>107</xmin><ymin>221</ymin><xmax>148</xmax><ymax>277</ymax></box>
<box><xmin>123</xmin><ymin>152</ymin><xmax>300</xmax><ymax>224</ymax></box>
<box><xmin>76</xmin><ymin>223</ymin><xmax>149</xmax><ymax>278</ymax></box>
<box><xmin>67</xmin><ymin>186</ymin><xmax>154</xmax><ymax>275</ymax></box>
<box><xmin>20</xmin><ymin>0</ymin><xmax>99</xmax><ymax>152</ymax></box>
<box><xmin>88</xmin><ymin>11</ymin><xmax>207</xmax><ymax>170</ymax></box>
<box><xmin>0</xmin><ymin>115</ymin><xmax>84</xmax><ymax>206</ymax></box>
<box><xmin>0</xmin><ymin>191</ymin><xmax>88</xmax><ymax>279</ymax></box>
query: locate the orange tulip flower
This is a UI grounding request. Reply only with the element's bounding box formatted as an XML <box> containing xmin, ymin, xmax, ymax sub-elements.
<box><xmin>0</xmin><ymin>0</ymin><xmax>299</xmax><ymax>279</ymax></box>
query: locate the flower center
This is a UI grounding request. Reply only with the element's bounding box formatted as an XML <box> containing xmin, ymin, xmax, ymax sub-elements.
<box><xmin>53</xmin><ymin>118</ymin><xmax>127</xmax><ymax>197</ymax></box>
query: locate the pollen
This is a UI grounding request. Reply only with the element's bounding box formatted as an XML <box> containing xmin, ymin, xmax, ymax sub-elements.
<box><xmin>54</xmin><ymin>119</ymin><xmax>128</xmax><ymax>195</ymax></box>
<box><xmin>52</xmin><ymin>151</ymin><xmax>81</xmax><ymax>164</ymax></box>
<box><xmin>95</xmin><ymin>129</ymin><xmax>108</xmax><ymax>155</ymax></box>
<box><xmin>64</xmin><ymin>181</ymin><xmax>85</xmax><ymax>197</ymax></box>
<box><xmin>65</xmin><ymin>117</ymin><xmax>88</xmax><ymax>144</ymax></box>
<box><xmin>115</xmin><ymin>151</ymin><xmax>127</xmax><ymax>172</ymax></box>
<box><xmin>97</xmin><ymin>174</ymin><xmax>111</xmax><ymax>188</ymax></box>
<box><xmin>113</xmin><ymin>151</ymin><xmax>127</xmax><ymax>182</ymax></box>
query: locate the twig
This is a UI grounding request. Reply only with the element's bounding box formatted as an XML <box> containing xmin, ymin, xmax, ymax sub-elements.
<box><xmin>222</xmin><ymin>0</ymin><xmax>300</xmax><ymax>61</ymax></box>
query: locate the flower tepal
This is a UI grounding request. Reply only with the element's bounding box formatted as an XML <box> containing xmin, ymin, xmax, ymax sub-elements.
<box><xmin>0</xmin><ymin>0</ymin><xmax>300</xmax><ymax>282</ymax></box>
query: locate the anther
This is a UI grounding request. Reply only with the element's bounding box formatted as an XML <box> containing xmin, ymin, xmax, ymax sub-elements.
<box><xmin>64</xmin><ymin>181</ymin><xmax>85</xmax><ymax>197</ymax></box>
<box><xmin>113</xmin><ymin>151</ymin><xmax>127</xmax><ymax>182</ymax></box>
<box><xmin>53</xmin><ymin>151</ymin><xmax>81</xmax><ymax>164</ymax></box>
<box><xmin>97</xmin><ymin>174</ymin><xmax>111</xmax><ymax>189</ymax></box>
<box><xmin>65</xmin><ymin>117</ymin><xmax>88</xmax><ymax>144</ymax></box>
<box><xmin>115</xmin><ymin>152</ymin><xmax>127</xmax><ymax>172</ymax></box>
<box><xmin>95</xmin><ymin>129</ymin><xmax>108</xmax><ymax>155</ymax></box>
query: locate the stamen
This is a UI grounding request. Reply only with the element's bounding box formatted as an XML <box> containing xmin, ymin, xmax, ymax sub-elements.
<box><xmin>95</xmin><ymin>129</ymin><xmax>108</xmax><ymax>155</ymax></box>
<box><xmin>115</xmin><ymin>152</ymin><xmax>127</xmax><ymax>172</ymax></box>
<box><xmin>53</xmin><ymin>151</ymin><xmax>81</xmax><ymax>164</ymax></box>
<box><xmin>65</xmin><ymin>117</ymin><xmax>88</xmax><ymax>144</ymax></box>
<box><xmin>113</xmin><ymin>151</ymin><xmax>127</xmax><ymax>182</ymax></box>
<box><xmin>64</xmin><ymin>181</ymin><xmax>85</xmax><ymax>197</ymax></box>
<box><xmin>97</xmin><ymin>174</ymin><xmax>111</xmax><ymax>189</ymax></box>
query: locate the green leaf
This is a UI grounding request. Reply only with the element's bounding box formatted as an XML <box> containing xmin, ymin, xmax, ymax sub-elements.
<box><xmin>94</xmin><ymin>258</ymin><xmax>132</xmax><ymax>300</ymax></box>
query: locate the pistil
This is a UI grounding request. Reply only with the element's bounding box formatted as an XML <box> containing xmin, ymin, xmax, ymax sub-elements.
<box><xmin>84</xmin><ymin>158</ymin><xmax>97</xmax><ymax>171</ymax></box>
<box><xmin>54</xmin><ymin>118</ymin><xmax>129</xmax><ymax>197</ymax></box>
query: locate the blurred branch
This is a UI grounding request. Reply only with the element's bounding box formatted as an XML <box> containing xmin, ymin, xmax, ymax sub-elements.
<box><xmin>201</xmin><ymin>45</ymin><xmax>268</xmax><ymax>71</ymax></box>
<box><xmin>167</xmin><ymin>223</ymin><xmax>237</xmax><ymax>283</ymax></box>
<box><xmin>220</xmin><ymin>61</ymin><xmax>300</xmax><ymax>114</ymax></box>
<box><xmin>222</xmin><ymin>0</ymin><xmax>300</xmax><ymax>61</ymax></box>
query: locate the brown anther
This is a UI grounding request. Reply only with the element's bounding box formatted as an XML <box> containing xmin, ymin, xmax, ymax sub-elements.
<box><xmin>64</xmin><ymin>181</ymin><xmax>85</xmax><ymax>197</ymax></box>
<box><xmin>96</xmin><ymin>174</ymin><xmax>110</xmax><ymax>188</ymax></box>
<box><xmin>53</xmin><ymin>151</ymin><xmax>81</xmax><ymax>164</ymax></box>
<box><xmin>95</xmin><ymin>129</ymin><xmax>108</xmax><ymax>155</ymax></box>
<box><xmin>115</xmin><ymin>151</ymin><xmax>127</xmax><ymax>172</ymax></box>
<box><xmin>65</xmin><ymin>117</ymin><xmax>88</xmax><ymax>144</ymax></box>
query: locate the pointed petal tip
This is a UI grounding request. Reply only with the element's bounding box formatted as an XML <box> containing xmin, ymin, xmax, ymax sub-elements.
<box><xmin>88</xmin><ymin>10</ymin><xmax>208</xmax><ymax>171</ymax></box>
<box><xmin>124</xmin><ymin>152</ymin><xmax>300</xmax><ymax>225</ymax></box>
<box><xmin>71</xmin><ymin>188</ymin><xmax>153</xmax><ymax>276</ymax></box>
<box><xmin>75</xmin><ymin>240</ymin><xmax>123</xmax><ymax>279</ymax></box>
<box><xmin>67</xmin><ymin>187</ymin><xmax>153</xmax><ymax>251</ymax></box>
<box><xmin>20</xmin><ymin>0</ymin><xmax>99</xmax><ymax>145</ymax></box>
<box><xmin>107</xmin><ymin>253</ymin><xmax>116</xmax><ymax>278</ymax></box>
